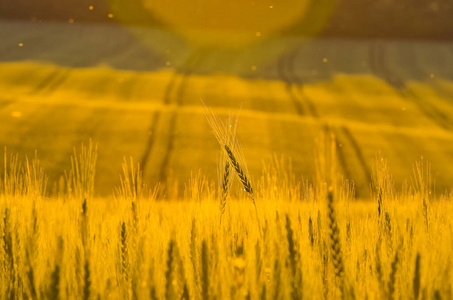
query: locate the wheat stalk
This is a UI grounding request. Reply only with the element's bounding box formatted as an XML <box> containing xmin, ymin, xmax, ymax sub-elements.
<box><xmin>201</xmin><ymin>240</ymin><xmax>209</xmax><ymax>300</ymax></box>
<box><xmin>203</xmin><ymin>103</ymin><xmax>261</xmax><ymax>232</ymax></box>
<box><xmin>384</xmin><ymin>212</ymin><xmax>393</xmax><ymax>258</ymax></box>
<box><xmin>67</xmin><ymin>140</ymin><xmax>98</xmax><ymax>201</ymax></box>
<box><xmin>165</xmin><ymin>240</ymin><xmax>175</xmax><ymax>300</ymax></box>
<box><xmin>120</xmin><ymin>222</ymin><xmax>129</xmax><ymax>281</ymax></box>
<box><xmin>148</xmin><ymin>259</ymin><xmax>158</xmax><ymax>300</ymax></box>
<box><xmin>255</xmin><ymin>241</ymin><xmax>262</xmax><ymax>285</ymax></box>
<box><xmin>388</xmin><ymin>248</ymin><xmax>399</xmax><ymax>300</ymax></box>
<box><xmin>327</xmin><ymin>190</ymin><xmax>345</xmax><ymax>295</ymax></box>
<box><xmin>260</xmin><ymin>285</ymin><xmax>267</xmax><ymax>300</ymax></box>
<box><xmin>48</xmin><ymin>236</ymin><xmax>64</xmax><ymax>300</ymax></box>
<box><xmin>273</xmin><ymin>258</ymin><xmax>281</xmax><ymax>300</ymax></box>
<box><xmin>309</xmin><ymin>216</ymin><xmax>314</xmax><ymax>247</ymax></box>
<box><xmin>3</xmin><ymin>207</ymin><xmax>15</xmax><ymax>296</ymax></box>
<box><xmin>219</xmin><ymin>161</ymin><xmax>229</xmax><ymax>225</ymax></box>
<box><xmin>83</xmin><ymin>259</ymin><xmax>91</xmax><ymax>300</ymax></box>
<box><xmin>286</xmin><ymin>214</ymin><xmax>303</xmax><ymax>300</ymax></box>
<box><xmin>205</xmin><ymin>104</ymin><xmax>237</xmax><ymax>225</ymax></box>
<box><xmin>413</xmin><ymin>253</ymin><xmax>421</xmax><ymax>300</ymax></box>
<box><xmin>375</xmin><ymin>239</ymin><xmax>385</xmax><ymax>298</ymax></box>
<box><xmin>49</xmin><ymin>264</ymin><xmax>61</xmax><ymax>300</ymax></box>
<box><xmin>190</xmin><ymin>219</ymin><xmax>199</xmax><ymax>294</ymax></box>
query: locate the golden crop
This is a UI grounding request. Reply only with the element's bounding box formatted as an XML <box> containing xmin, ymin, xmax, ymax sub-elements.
<box><xmin>0</xmin><ymin>139</ymin><xmax>451</xmax><ymax>300</ymax></box>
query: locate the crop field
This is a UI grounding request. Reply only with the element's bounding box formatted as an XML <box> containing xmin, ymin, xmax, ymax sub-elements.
<box><xmin>1</xmin><ymin>20</ymin><xmax>453</xmax><ymax>196</ymax></box>
<box><xmin>0</xmin><ymin>140</ymin><xmax>452</xmax><ymax>299</ymax></box>
<box><xmin>1</xmin><ymin>20</ymin><xmax>453</xmax><ymax>299</ymax></box>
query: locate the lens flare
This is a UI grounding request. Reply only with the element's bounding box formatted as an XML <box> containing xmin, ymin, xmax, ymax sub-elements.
<box><xmin>109</xmin><ymin>0</ymin><xmax>335</xmax><ymax>45</ymax></box>
<box><xmin>108</xmin><ymin>0</ymin><xmax>336</xmax><ymax>71</ymax></box>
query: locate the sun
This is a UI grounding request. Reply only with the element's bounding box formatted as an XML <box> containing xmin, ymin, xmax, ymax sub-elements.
<box><xmin>110</xmin><ymin>0</ymin><xmax>336</xmax><ymax>47</ymax></box>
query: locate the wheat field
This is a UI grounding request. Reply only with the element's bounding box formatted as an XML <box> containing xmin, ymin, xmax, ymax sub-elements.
<box><xmin>0</xmin><ymin>135</ymin><xmax>451</xmax><ymax>300</ymax></box>
<box><xmin>2</xmin><ymin>21</ymin><xmax>453</xmax><ymax>300</ymax></box>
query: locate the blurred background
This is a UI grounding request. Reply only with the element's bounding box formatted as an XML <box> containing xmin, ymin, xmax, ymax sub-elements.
<box><xmin>0</xmin><ymin>0</ymin><xmax>452</xmax><ymax>197</ymax></box>
<box><xmin>1</xmin><ymin>0</ymin><xmax>453</xmax><ymax>39</ymax></box>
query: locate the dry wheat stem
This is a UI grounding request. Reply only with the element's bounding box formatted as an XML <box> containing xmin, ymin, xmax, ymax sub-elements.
<box><xmin>219</xmin><ymin>161</ymin><xmax>229</xmax><ymax>225</ymax></box>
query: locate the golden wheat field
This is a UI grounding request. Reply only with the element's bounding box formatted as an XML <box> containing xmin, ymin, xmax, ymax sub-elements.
<box><xmin>1</xmin><ymin>134</ymin><xmax>452</xmax><ymax>300</ymax></box>
<box><xmin>2</xmin><ymin>2</ymin><xmax>453</xmax><ymax>299</ymax></box>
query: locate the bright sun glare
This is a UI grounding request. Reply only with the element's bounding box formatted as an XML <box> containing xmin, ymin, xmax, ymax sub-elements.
<box><xmin>112</xmin><ymin>0</ymin><xmax>335</xmax><ymax>47</ymax></box>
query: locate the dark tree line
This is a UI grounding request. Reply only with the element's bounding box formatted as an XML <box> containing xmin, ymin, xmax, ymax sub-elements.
<box><xmin>324</xmin><ymin>0</ymin><xmax>453</xmax><ymax>39</ymax></box>
<box><xmin>0</xmin><ymin>0</ymin><xmax>452</xmax><ymax>39</ymax></box>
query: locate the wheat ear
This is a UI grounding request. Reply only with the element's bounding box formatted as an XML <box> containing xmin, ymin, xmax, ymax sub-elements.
<box><xmin>219</xmin><ymin>161</ymin><xmax>229</xmax><ymax>225</ymax></box>
<box><xmin>224</xmin><ymin>145</ymin><xmax>253</xmax><ymax>196</ymax></box>
<box><xmin>224</xmin><ymin>145</ymin><xmax>261</xmax><ymax>233</ymax></box>
<box><xmin>327</xmin><ymin>190</ymin><xmax>345</xmax><ymax>294</ymax></box>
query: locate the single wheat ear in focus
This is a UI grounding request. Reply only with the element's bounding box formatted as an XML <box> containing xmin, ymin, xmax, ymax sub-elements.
<box><xmin>202</xmin><ymin>102</ymin><xmax>261</xmax><ymax>232</ymax></box>
<box><xmin>224</xmin><ymin>145</ymin><xmax>254</xmax><ymax>198</ymax></box>
<box><xmin>218</xmin><ymin>112</ymin><xmax>238</xmax><ymax>225</ymax></box>
<box><xmin>204</xmin><ymin>103</ymin><xmax>238</xmax><ymax>225</ymax></box>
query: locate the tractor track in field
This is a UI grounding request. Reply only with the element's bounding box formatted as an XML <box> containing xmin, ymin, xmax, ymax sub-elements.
<box><xmin>328</xmin><ymin>130</ymin><xmax>364</xmax><ymax>188</ymax></box>
<box><xmin>140</xmin><ymin>48</ymin><xmax>210</xmax><ymax>183</ymax></box>
<box><xmin>30</xmin><ymin>39</ymin><xmax>139</xmax><ymax>95</ymax></box>
<box><xmin>320</xmin><ymin>122</ymin><xmax>371</xmax><ymax>198</ymax></box>
<box><xmin>277</xmin><ymin>49</ymin><xmax>319</xmax><ymax>118</ymax></box>
<box><xmin>330</xmin><ymin>125</ymin><xmax>371</xmax><ymax>197</ymax></box>
<box><xmin>368</xmin><ymin>42</ymin><xmax>405</xmax><ymax>88</ymax></box>
<box><xmin>276</xmin><ymin>48</ymin><xmax>365</xmax><ymax>190</ymax></box>
<box><xmin>320</xmin><ymin>123</ymin><xmax>371</xmax><ymax>197</ymax></box>
<box><xmin>369</xmin><ymin>42</ymin><xmax>453</xmax><ymax>131</ymax></box>
<box><xmin>322</xmin><ymin>124</ymin><xmax>352</xmax><ymax>182</ymax></box>
<box><xmin>340</xmin><ymin>126</ymin><xmax>372</xmax><ymax>186</ymax></box>
<box><xmin>140</xmin><ymin>110</ymin><xmax>161</xmax><ymax>175</ymax></box>
<box><xmin>277</xmin><ymin>51</ymin><xmax>305</xmax><ymax>115</ymax></box>
<box><xmin>32</xmin><ymin>69</ymin><xmax>71</xmax><ymax>94</ymax></box>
